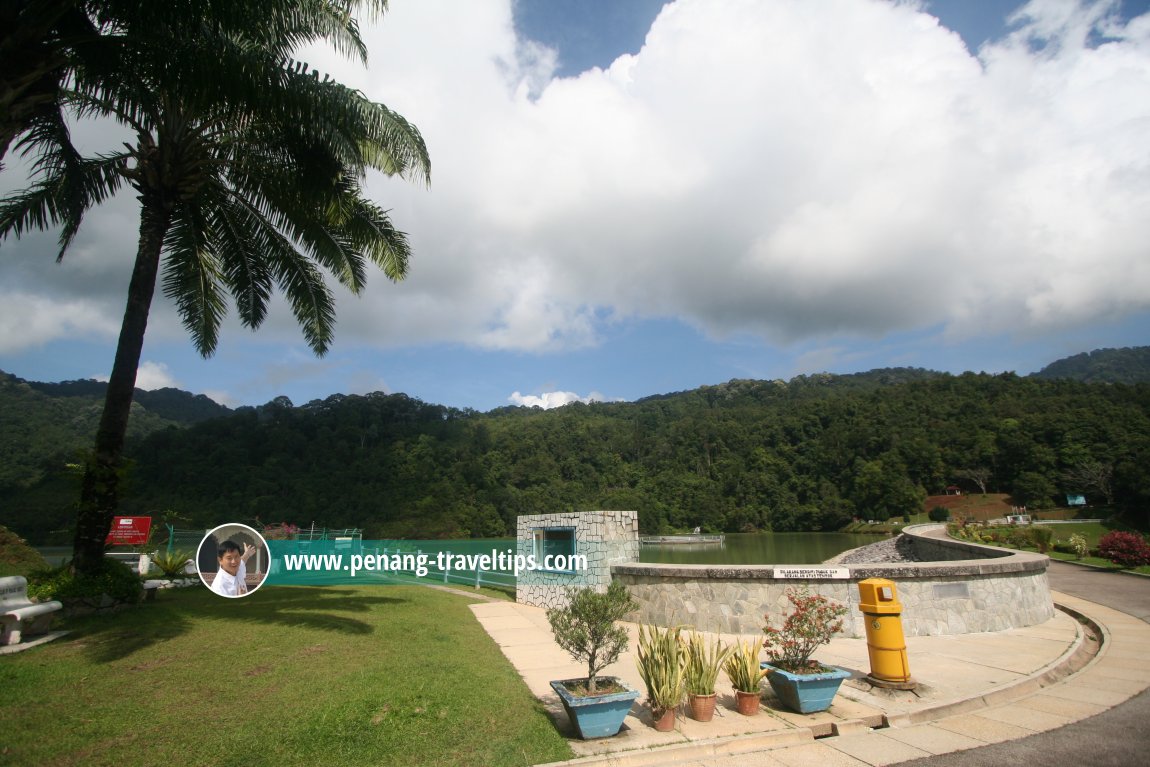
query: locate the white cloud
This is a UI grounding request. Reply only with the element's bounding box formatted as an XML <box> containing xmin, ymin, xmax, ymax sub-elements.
<box><xmin>322</xmin><ymin>0</ymin><xmax>1150</xmax><ymax>353</ymax></box>
<box><xmin>202</xmin><ymin>389</ymin><xmax>236</xmax><ymax>407</ymax></box>
<box><xmin>0</xmin><ymin>292</ymin><xmax>119</xmax><ymax>352</ymax></box>
<box><xmin>127</xmin><ymin>361</ymin><xmax>179</xmax><ymax>390</ymax></box>
<box><xmin>3</xmin><ymin>0</ymin><xmax>1149</xmax><ymax>361</ymax></box>
<box><xmin>508</xmin><ymin>390</ymin><xmax>614</xmax><ymax>409</ymax></box>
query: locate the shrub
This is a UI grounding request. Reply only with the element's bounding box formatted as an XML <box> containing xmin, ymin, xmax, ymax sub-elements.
<box><xmin>1027</xmin><ymin>526</ymin><xmax>1053</xmax><ymax>553</ymax></box>
<box><xmin>1007</xmin><ymin>528</ymin><xmax>1031</xmax><ymax>549</ymax></box>
<box><xmin>151</xmin><ymin>550</ymin><xmax>194</xmax><ymax>578</ymax></box>
<box><xmin>547</xmin><ymin>581</ymin><xmax>637</xmax><ymax>694</ymax></box>
<box><xmin>1097</xmin><ymin>531</ymin><xmax>1150</xmax><ymax>568</ymax></box>
<box><xmin>27</xmin><ymin>558</ymin><xmax>143</xmax><ymax>607</ymax></box>
<box><xmin>0</xmin><ymin>525</ymin><xmax>49</xmax><ymax>577</ymax></box>
<box><xmin>1068</xmin><ymin>533</ymin><xmax>1089</xmax><ymax>560</ymax></box>
<box><xmin>762</xmin><ymin>588</ymin><xmax>849</xmax><ymax>673</ymax></box>
<box><xmin>928</xmin><ymin>506</ymin><xmax>950</xmax><ymax>523</ymax></box>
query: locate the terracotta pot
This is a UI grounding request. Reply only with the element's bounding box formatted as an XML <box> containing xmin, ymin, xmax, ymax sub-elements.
<box><xmin>688</xmin><ymin>693</ymin><xmax>717</xmax><ymax>722</ymax></box>
<box><xmin>734</xmin><ymin>689</ymin><xmax>760</xmax><ymax>716</ymax></box>
<box><xmin>653</xmin><ymin>707</ymin><xmax>676</xmax><ymax>732</ymax></box>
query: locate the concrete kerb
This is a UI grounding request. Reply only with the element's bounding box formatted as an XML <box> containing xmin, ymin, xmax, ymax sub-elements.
<box><xmin>890</xmin><ymin>599</ymin><xmax>1098</xmax><ymax>727</ymax></box>
<box><xmin>528</xmin><ymin>597</ymin><xmax>1106</xmax><ymax>767</ymax></box>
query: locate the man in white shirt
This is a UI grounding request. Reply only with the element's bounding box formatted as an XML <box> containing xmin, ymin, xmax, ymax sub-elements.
<box><xmin>210</xmin><ymin>540</ymin><xmax>256</xmax><ymax>597</ymax></box>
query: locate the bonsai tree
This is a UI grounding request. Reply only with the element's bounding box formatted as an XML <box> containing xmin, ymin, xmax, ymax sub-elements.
<box><xmin>762</xmin><ymin>587</ymin><xmax>849</xmax><ymax>674</ymax></box>
<box><xmin>547</xmin><ymin>581</ymin><xmax>638</xmax><ymax>695</ymax></box>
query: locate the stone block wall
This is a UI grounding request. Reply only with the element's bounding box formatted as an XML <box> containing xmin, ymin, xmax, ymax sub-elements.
<box><xmin>613</xmin><ymin>525</ymin><xmax>1054</xmax><ymax>637</ymax></box>
<box><xmin>516</xmin><ymin>510</ymin><xmax>639</xmax><ymax>610</ymax></box>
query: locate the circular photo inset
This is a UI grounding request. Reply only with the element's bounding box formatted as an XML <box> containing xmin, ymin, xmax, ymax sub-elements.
<box><xmin>197</xmin><ymin>523</ymin><xmax>269</xmax><ymax>598</ymax></box>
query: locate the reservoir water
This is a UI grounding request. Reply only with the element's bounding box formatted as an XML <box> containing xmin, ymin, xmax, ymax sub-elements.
<box><xmin>638</xmin><ymin>532</ymin><xmax>880</xmax><ymax>565</ymax></box>
<box><xmin>36</xmin><ymin>532</ymin><xmax>881</xmax><ymax>571</ymax></box>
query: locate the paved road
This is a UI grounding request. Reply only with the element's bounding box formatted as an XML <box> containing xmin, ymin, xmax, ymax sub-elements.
<box><xmin>901</xmin><ymin>560</ymin><xmax>1150</xmax><ymax>767</ymax></box>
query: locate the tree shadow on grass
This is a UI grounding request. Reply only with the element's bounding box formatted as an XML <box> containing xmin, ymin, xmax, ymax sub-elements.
<box><xmin>68</xmin><ymin>585</ymin><xmax>409</xmax><ymax>663</ymax></box>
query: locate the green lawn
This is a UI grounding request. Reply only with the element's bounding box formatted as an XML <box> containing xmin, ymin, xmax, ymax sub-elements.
<box><xmin>954</xmin><ymin>521</ymin><xmax>1150</xmax><ymax>576</ymax></box>
<box><xmin>0</xmin><ymin>585</ymin><xmax>572</xmax><ymax>767</ymax></box>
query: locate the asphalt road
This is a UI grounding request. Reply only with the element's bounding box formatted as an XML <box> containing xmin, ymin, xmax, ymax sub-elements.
<box><xmin>900</xmin><ymin>560</ymin><xmax>1150</xmax><ymax>767</ymax></box>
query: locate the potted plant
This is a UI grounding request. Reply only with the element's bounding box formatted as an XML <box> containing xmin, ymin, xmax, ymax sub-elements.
<box><xmin>683</xmin><ymin>630</ymin><xmax>730</xmax><ymax>722</ymax></box>
<box><xmin>761</xmin><ymin>587</ymin><xmax>852</xmax><ymax>714</ymax></box>
<box><xmin>546</xmin><ymin>581</ymin><xmax>641</xmax><ymax>739</ymax></box>
<box><xmin>723</xmin><ymin>637</ymin><xmax>768</xmax><ymax>715</ymax></box>
<box><xmin>636</xmin><ymin>622</ymin><xmax>685</xmax><ymax>731</ymax></box>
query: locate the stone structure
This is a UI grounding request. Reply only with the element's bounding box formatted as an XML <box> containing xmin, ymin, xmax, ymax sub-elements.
<box><xmin>516</xmin><ymin>510</ymin><xmax>639</xmax><ymax>610</ymax></box>
<box><xmin>612</xmin><ymin>524</ymin><xmax>1054</xmax><ymax>637</ymax></box>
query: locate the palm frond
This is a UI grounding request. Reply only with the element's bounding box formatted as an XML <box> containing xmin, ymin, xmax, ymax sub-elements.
<box><xmin>3</xmin><ymin>106</ymin><xmax>126</xmax><ymax>259</ymax></box>
<box><xmin>162</xmin><ymin>199</ymin><xmax>228</xmax><ymax>357</ymax></box>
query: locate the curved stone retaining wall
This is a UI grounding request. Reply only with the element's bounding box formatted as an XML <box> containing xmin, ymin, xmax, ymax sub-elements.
<box><xmin>612</xmin><ymin>524</ymin><xmax>1054</xmax><ymax>637</ymax></box>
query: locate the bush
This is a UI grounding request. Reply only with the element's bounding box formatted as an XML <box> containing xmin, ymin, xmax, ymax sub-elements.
<box><xmin>1028</xmin><ymin>526</ymin><xmax>1053</xmax><ymax>553</ymax></box>
<box><xmin>151</xmin><ymin>550</ymin><xmax>194</xmax><ymax>578</ymax></box>
<box><xmin>928</xmin><ymin>506</ymin><xmax>950</xmax><ymax>523</ymax></box>
<box><xmin>762</xmin><ymin>587</ymin><xmax>848</xmax><ymax>673</ymax></box>
<box><xmin>1097</xmin><ymin>531</ymin><xmax>1150</xmax><ymax>568</ymax></box>
<box><xmin>28</xmin><ymin>558</ymin><xmax>143</xmax><ymax>607</ymax></box>
<box><xmin>0</xmin><ymin>525</ymin><xmax>49</xmax><ymax>577</ymax></box>
<box><xmin>1068</xmin><ymin>533</ymin><xmax>1089</xmax><ymax>559</ymax></box>
<box><xmin>547</xmin><ymin>581</ymin><xmax>637</xmax><ymax>694</ymax></box>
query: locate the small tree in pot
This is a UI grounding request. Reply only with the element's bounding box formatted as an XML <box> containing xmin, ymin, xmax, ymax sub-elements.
<box><xmin>761</xmin><ymin>587</ymin><xmax>852</xmax><ymax>713</ymax></box>
<box><xmin>547</xmin><ymin>582</ymin><xmax>641</xmax><ymax>738</ymax></box>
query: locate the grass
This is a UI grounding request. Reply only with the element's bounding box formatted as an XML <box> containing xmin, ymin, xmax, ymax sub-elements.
<box><xmin>0</xmin><ymin>524</ymin><xmax>49</xmax><ymax>577</ymax></box>
<box><xmin>950</xmin><ymin>520</ymin><xmax>1150</xmax><ymax>576</ymax></box>
<box><xmin>1045</xmin><ymin>550</ymin><xmax>1150</xmax><ymax>573</ymax></box>
<box><xmin>0</xmin><ymin>584</ymin><xmax>573</xmax><ymax>767</ymax></box>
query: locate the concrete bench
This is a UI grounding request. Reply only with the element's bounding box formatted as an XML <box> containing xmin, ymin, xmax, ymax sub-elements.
<box><xmin>1</xmin><ymin>576</ymin><xmax>63</xmax><ymax>645</ymax></box>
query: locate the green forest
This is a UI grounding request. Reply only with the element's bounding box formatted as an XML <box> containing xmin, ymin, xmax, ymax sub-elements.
<box><xmin>2</xmin><ymin>350</ymin><xmax>1149</xmax><ymax>544</ymax></box>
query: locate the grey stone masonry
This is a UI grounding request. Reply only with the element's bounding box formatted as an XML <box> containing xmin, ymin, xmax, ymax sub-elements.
<box><xmin>612</xmin><ymin>524</ymin><xmax>1054</xmax><ymax>637</ymax></box>
<box><xmin>516</xmin><ymin>510</ymin><xmax>639</xmax><ymax>610</ymax></box>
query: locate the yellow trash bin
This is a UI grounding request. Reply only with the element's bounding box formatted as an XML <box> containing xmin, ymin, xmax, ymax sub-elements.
<box><xmin>857</xmin><ymin>578</ymin><xmax>915</xmax><ymax>689</ymax></box>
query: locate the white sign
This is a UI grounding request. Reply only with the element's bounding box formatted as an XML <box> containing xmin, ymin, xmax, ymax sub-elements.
<box><xmin>773</xmin><ymin>567</ymin><xmax>850</xmax><ymax>580</ymax></box>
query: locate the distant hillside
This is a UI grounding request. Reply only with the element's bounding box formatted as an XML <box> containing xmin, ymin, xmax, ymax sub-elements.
<box><xmin>24</xmin><ymin>377</ymin><xmax>229</xmax><ymax>423</ymax></box>
<box><xmin>0</xmin><ymin>369</ymin><xmax>229</xmax><ymax>490</ymax></box>
<box><xmin>3</xmin><ymin>350</ymin><xmax>1149</xmax><ymax>545</ymax></box>
<box><xmin>1030</xmin><ymin>347</ymin><xmax>1150</xmax><ymax>384</ymax></box>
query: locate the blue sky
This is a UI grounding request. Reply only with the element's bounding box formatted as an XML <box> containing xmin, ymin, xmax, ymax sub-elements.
<box><xmin>1</xmin><ymin>0</ymin><xmax>1148</xmax><ymax>411</ymax></box>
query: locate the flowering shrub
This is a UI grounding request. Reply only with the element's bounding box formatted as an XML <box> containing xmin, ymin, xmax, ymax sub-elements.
<box><xmin>1097</xmin><ymin>531</ymin><xmax>1150</xmax><ymax>568</ymax></box>
<box><xmin>260</xmin><ymin>522</ymin><xmax>300</xmax><ymax>540</ymax></box>
<box><xmin>1068</xmin><ymin>533</ymin><xmax>1089</xmax><ymax>560</ymax></box>
<box><xmin>762</xmin><ymin>588</ymin><xmax>849</xmax><ymax>674</ymax></box>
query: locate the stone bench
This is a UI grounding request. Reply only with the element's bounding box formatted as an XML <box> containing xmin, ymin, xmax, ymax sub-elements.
<box><xmin>1</xmin><ymin>576</ymin><xmax>63</xmax><ymax>645</ymax></box>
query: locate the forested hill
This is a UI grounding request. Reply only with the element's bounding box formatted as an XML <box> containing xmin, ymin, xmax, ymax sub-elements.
<box><xmin>2</xmin><ymin>366</ymin><xmax>1148</xmax><ymax>544</ymax></box>
<box><xmin>1030</xmin><ymin>347</ymin><xmax>1150</xmax><ymax>384</ymax></box>
<box><xmin>0</xmin><ymin>370</ymin><xmax>229</xmax><ymax>489</ymax></box>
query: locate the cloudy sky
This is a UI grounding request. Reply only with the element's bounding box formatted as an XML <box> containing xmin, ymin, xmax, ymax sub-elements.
<box><xmin>1</xmin><ymin>0</ymin><xmax>1148</xmax><ymax>411</ymax></box>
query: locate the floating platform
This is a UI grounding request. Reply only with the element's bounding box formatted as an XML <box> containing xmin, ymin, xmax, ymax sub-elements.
<box><xmin>640</xmin><ymin>534</ymin><xmax>725</xmax><ymax>545</ymax></box>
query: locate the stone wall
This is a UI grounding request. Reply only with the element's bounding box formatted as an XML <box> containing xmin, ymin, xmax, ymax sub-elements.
<box><xmin>613</xmin><ymin>525</ymin><xmax>1054</xmax><ymax>637</ymax></box>
<box><xmin>516</xmin><ymin>510</ymin><xmax>639</xmax><ymax>610</ymax></box>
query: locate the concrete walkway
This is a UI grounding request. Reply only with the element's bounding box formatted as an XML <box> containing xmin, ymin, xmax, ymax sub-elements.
<box><xmin>469</xmin><ymin>591</ymin><xmax>1150</xmax><ymax>767</ymax></box>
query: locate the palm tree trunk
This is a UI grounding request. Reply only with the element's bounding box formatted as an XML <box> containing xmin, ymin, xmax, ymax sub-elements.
<box><xmin>72</xmin><ymin>195</ymin><xmax>171</xmax><ymax>575</ymax></box>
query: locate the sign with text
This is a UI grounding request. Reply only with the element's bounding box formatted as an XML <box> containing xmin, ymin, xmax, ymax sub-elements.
<box><xmin>106</xmin><ymin>516</ymin><xmax>152</xmax><ymax>546</ymax></box>
<box><xmin>773</xmin><ymin>566</ymin><xmax>849</xmax><ymax>580</ymax></box>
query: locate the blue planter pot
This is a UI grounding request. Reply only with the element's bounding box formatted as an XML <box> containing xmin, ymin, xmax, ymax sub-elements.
<box><xmin>762</xmin><ymin>663</ymin><xmax>851</xmax><ymax>714</ymax></box>
<box><xmin>550</xmin><ymin>677</ymin><xmax>640</xmax><ymax>739</ymax></box>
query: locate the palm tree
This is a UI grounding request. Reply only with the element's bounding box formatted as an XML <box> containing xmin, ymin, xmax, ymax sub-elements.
<box><xmin>1</xmin><ymin>3</ymin><xmax>429</xmax><ymax>574</ymax></box>
<box><xmin>1</xmin><ymin>1</ymin><xmax>383</xmax><ymax>169</ymax></box>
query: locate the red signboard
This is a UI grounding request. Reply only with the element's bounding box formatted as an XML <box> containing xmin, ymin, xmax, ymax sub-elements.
<box><xmin>106</xmin><ymin>516</ymin><xmax>152</xmax><ymax>546</ymax></box>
